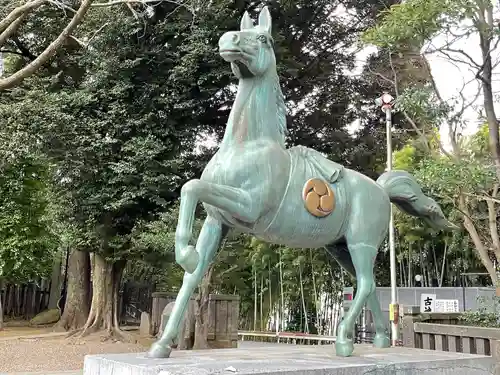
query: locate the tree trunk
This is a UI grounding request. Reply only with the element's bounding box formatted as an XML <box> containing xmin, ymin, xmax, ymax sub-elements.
<box><xmin>419</xmin><ymin>248</ymin><xmax>425</xmax><ymax>286</ymax></box>
<box><xmin>487</xmin><ymin>185</ymin><xmax>500</xmax><ymax>287</ymax></box>
<box><xmin>0</xmin><ymin>281</ymin><xmax>3</xmax><ymax>330</ymax></box>
<box><xmin>477</xmin><ymin>6</ymin><xmax>500</xmax><ymax>185</ymax></box>
<box><xmin>298</xmin><ymin>263</ymin><xmax>309</xmax><ymax>333</ymax></box>
<box><xmin>268</xmin><ymin>260</ymin><xmax>272</xmax><ymax>331</ymax></box>
<box><xmin>260</xmin><ymin>272</ymin><xmax>263</xmax><ymax>331</ymax></box>
<box><xmin>408</xmin><ymin>243</ymin><xmax>412</xmax><ymax>287</ymax></box>
<box><xmin>193</xmin><ymin>264</ymin><xmax>213</xmax><ymax>350</ymax></box>
<box><xmin>48</xmin><ymin>254</ymin><xmax>63</xmax><ymax>310</ymax></box>
<box><xmin>279</xmin><ymin>248</ymin><xmax>284</xmax><ymax>332</ymax></box>
<box><xmin>55</xmin><ymin>250</ymin><xmax>91</xmax><ymax>331</ymax></box>
<box><xmin>439</xmin><ymin>241</ymin><xmax>448</xmax><ymax>288</ymax></box>
<box><xmin>309</xmin><ymin>249</ymin><xmax>319</xmax><ymax>333</ymax></box>
<box><xmin>432</xmin><ymin>244</ymin><xmax>439</xmax><ymax>285</ymax></box>
<box><xmin>459</xmin><ymin>194</ymin><xmax>497</xmax><ymax>284</ymax></box>
<box><xmin>399</xmin><ymin>257</ymin><xmax>404</xmax><ymax>287</ymax></box>
<box><xmin>77</xmin><ymin>253</ymin><xmax>127</xmax><ymax>340</ymax></box>
<box><xmin>253</xmin><ymin>265</ymin><xmax>257</xmax><ymax>331</ymax></box>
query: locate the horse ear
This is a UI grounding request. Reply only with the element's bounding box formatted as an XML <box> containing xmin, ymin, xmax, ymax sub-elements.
<box><xmin>240</xmin><ymin>11</ymin><xmax>254</xmax><ymax>30</ymax></box>
<box><xmin>258</xmin><ymin>6</ymin><xmax>272</xmax><ymax>34</ymax></box>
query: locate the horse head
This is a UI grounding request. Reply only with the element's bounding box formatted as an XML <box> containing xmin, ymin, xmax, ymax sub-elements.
<box><xmin>218</xmin><ymin>7</ymin><xmax>276</xmax><ymax>79</ymax></box>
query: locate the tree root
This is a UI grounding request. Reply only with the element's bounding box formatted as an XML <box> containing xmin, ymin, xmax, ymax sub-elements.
<box><xmin>65</xmin><ymin>325</ymin><xmax>136</xmax><ymax>343</ymax></box>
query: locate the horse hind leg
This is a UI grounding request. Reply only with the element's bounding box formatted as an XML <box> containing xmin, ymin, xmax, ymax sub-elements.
<box><xmin>325</xmin><ymin>244</ymin><xmax>390</xmax><ymax>352</ymax></box>
<box><xmin>329</xmin><ymin>239</ymin><xmax>387</xmax><ymax>357</ymax></box>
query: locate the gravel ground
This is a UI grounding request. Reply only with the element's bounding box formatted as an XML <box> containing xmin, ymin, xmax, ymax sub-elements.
<box><xmin>0</xmin><ymin>335</ymin><xmax>149</xmax><ymax>373</ymax></box>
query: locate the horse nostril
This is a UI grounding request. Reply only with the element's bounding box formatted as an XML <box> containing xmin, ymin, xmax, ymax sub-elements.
<box><xmin>232</xmin><ymin>33</ymin><xmax>240</xmax><ymax>44</ymax></box>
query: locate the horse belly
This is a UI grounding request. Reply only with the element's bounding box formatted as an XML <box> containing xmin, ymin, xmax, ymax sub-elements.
<box><xmin>254</xmin><ymin>155</ymin><xmax>349</xmax><ymax>249</ymax></box>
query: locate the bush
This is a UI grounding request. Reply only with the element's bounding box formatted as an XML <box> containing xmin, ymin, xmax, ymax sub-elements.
<box><xmin>458</xmin><ymin>296</ymin><xmax>500</xmax><ymax>328</ymax></box>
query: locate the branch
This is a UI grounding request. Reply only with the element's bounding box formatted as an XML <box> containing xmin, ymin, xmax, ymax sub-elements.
<box><xmin>217</xmin><ymin>264</ymin><xmax>239</xmax><ymax>279</ymax></box>
<box><xmin>387</xmin><ymin>52</ymin><xmax>436</xmax><ymax>153</ymax></box>
<box><xmin>47</xmin><ymin>0</ymin><xmax>77</xmax><ymax>13</ymax></box>
<box><xmin>0</xmin><ymin>0</ymin><xmax>94</xmax><ymax>90</ymax></box>
<box><xmin>422</xmin><ymin>56</ymin><xmax>445</xmax><ymax>104</ymax></box>
<box><xmin>125</xmin><ymin>2</ymin><xmax>139</xmax><ymax>19</ymax></box>
<box><xmin>462</xmin><ymin>191</ymin><xmax>500</xmax><ymax>204</ymax></box>
<box><xmin>0</xmin><ymin>0</ymin><xmax>46</xmax><ymax>33</ymax></box>
<box><xmin>366</xmin><ymin>63</ymin><xmax>395</xmax><ymax>86</ymax></box>
<box><xmin>0</xmin><ymin>13</ymin><xmax>26</xmax><ymax>48</ymax></box>
<box><xmin>439</xmin><ymin>48</ymin><xmax>481</xmax><ymax>69</ymax></box>
<box><xmin>91</xmin><ymin>0</ymin><xmax>190</xmax><ymax>7</ymax></box>
<box><xmin>12</xmin><ymin>37</ymin><xmax>37</xmax><ymax>60</ymax></box>
<box><xmin>459</xmin><ymin>194</ymin><xmax>496</xmax><ymax>284</ymax></box>
<box><xmin>69</xmin><ymin>22</ymin><xmax>109</xmax><ymax>47</ymax></box>
<box><xmin>0</xmin><ymin>49</ymin><xmax>27</xmax><ymax>57</ymax></box>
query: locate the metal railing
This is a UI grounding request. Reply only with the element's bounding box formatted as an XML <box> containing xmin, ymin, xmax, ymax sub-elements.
<box><xmin>238</xmin><ymin>330</ymin><xmax>337</xmax><ymax>345</ymax></box>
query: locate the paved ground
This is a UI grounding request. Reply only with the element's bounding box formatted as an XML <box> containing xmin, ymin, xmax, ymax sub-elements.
<box><xmin>6</xmin><ymin>372</ymin><xmax>82</xmax><ymax>375</ymax></box>
<box><xmin>0</xmin><ymin>332</ymin><xmax>150</xmax><ymax>374</ymax></box>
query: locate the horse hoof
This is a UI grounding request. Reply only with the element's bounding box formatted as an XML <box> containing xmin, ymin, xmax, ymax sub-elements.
<box><xmin>373</xmin><ymin>333</ymin><xmax>390</xmax><ymax>348</ymax></box>
<box><xmin>148</xmin><ymin>342</ymin><xmax>172</xmax><ymax>358</ymax></box>
<box><xmin>335</xmin><ymin>339</ymin><xmax>354</xmax><ymax>357</ymax></box>
<box><xmin>178</xmin><ymin>245</ymin><xmax>199</xmax><ymax>274</ymax></box>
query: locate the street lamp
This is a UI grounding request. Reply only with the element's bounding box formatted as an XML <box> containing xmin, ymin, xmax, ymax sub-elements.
<box><xmin>375</xmin><ymin>92</ymin><xmax>399</xmax><ymax>346</ymax></box>
<box><xmin>415</xmin><ymin>274</ymin><xmax>422</xmax><ymax>287</ymax></box>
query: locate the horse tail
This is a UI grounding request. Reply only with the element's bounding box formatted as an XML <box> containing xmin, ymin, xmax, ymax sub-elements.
<box><xmin>376</xmin><ymin>170</ymin><xmax>459</xmax><ymax>231</ymax></box>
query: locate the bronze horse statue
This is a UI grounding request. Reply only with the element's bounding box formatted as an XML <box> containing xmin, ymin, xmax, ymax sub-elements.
<box><xmin>148</xmin><ymin>6</ymin><xmax>457</xmax><ymax>358</ymax></box>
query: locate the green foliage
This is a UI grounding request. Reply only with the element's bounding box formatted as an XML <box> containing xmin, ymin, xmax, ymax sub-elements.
<box><xmin>416</xmin><ymin>156</ymin><xmax>496</xmax><ymax>203</ymax></box>
<box><xmin>362</xmin><ymin>0</ymin><xmax>475</xmax><ymax>48</ymax></box>
<box><xmin>0</xmin><ymin>156</ymin><xmax>56</xmax><ymax>282</ymax></box>
<box><xmin>396</xmin><ymin>86</ymin><xmax>452</xmax><ymax>127</ymax></box>
<box><xmin>393</xmin><ymin>144</ymin><xmax>418</xmax><ymax>172</ymax></box>
<box><xmin>468</xmin><ymin>124</ymin><xmax>490</xmax><ymax>160</ymax></box>
<box><xmin>459</xmin><ymin>296</ymin><xmax>500</xmax><ymax>328</ymax></box>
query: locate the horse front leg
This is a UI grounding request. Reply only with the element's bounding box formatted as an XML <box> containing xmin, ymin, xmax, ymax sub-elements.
<box><xmin>148</xmin><ymin>216</ymin><xmax>228</xmax><ymax>358</ymax></box>
<box><xmin>175</xmin><ymin>179</ymin><xmax>259</xmax><ymax>273</ymax></box>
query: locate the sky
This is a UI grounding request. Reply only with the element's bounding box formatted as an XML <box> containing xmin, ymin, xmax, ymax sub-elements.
<box><xmin>351</xmin><ymin>6</ymin><xmax>500</xmax><ymax>151</ymax></box>
<box><xmin>426</xmin><ymin>19</ymin><xmax>500</xmax><ymax>147</ymax></box>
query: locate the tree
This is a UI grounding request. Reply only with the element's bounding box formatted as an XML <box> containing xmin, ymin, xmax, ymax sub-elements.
<box><xmin>0</xmin><ymin>152</ymin><xmax>56</xmax><ymax>326</ymax></box>
<box><xmin>53</xmin><ymin>225</ymin><xmax>91</xmax><ymax>331</ymax></box>
<box><xmin>392</xmin><ymin>139</ymin><xmax>486</xmax><ymax>287</ymax></box>
<box><xmin>362</xmin><ymin>0</ymin><xmax>500</xmax><ymax>285</ymax></box>
<box><xmin>0</xmin><ymin>0</ymin><xmax>199</xmax><ymax>90</ymax></box>
<box><xmin>362</xmin><ymin>0</ymin><xmax>500</xmax><ymax>185</ymax></box>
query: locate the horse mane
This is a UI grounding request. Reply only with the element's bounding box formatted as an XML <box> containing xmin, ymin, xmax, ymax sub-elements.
<box><xmin>271</xmin><ymin>72</ymin><xmax>288</xmax><ymax>138</ymax></box>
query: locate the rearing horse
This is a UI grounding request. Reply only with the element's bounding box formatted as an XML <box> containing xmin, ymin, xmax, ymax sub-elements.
<box><xmin>148</xmin><ymin>6</ymin><xmax>457</xmax><ymax>359</ymax></box>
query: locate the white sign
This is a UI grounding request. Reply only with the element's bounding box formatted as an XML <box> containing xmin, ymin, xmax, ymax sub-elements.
<box><xmin>420</xmin><ymin>293</ymin><xmax>436</xmax><ymax>312</ymax></box>
<box><xmin>434</xmin><ymin>299</ymin><xmax>459</xmax><ymax>313</ymax></box>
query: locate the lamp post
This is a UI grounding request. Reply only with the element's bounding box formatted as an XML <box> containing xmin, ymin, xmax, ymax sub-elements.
<box><xmin>375</xmin><ymin>92</ymin><xmax>399</xmax><ymax>346</ymax></box>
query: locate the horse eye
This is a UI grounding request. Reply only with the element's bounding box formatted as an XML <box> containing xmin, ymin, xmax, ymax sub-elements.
<box><xmin>257</xmin><ymin>35</ymin><xmax>267</xmax><ymax>43</ymax></box>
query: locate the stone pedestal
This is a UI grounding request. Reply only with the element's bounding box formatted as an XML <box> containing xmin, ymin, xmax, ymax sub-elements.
<box><xmin>83</xmin><ymin>342</ymin><xmax>496</xmax><ymax>375</ymax></box>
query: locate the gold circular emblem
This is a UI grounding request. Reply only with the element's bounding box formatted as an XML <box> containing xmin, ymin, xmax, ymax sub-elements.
<box><xmin>302</xmin><ymin>178</ymin><xmax>335</xmax><ymax>218</ymax></box>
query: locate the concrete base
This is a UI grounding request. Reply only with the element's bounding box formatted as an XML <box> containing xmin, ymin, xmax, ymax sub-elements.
<box><xmin>83</xmin><ymin>342</ymin><xmax>497</xmax><ymax>375</ymax></box>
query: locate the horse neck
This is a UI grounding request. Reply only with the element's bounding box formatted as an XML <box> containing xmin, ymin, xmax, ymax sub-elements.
<box><xmin>220</xmin><ymin>70</ymin><xmax>286</xmax><ymax>150</ymax></box>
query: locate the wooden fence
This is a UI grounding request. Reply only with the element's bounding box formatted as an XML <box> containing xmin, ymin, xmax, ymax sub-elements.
<box><xmin>402</xmin><ymin>305</ymin><xmax>500</xmax><ymax>360</ymax></box>
<box><xmin>0</xmin><ymin>282</ymin><xmax>50</xmax><ymax>320</ymax></box>
<box><xmin>119</xmin><ymin>281</ymin><xmax>155</xmax><ymax>325</ymax></box>
<box><xmin>151</xmin><ymin>292</ymin><xmax>240</xmax><ymax>349</ymax></box>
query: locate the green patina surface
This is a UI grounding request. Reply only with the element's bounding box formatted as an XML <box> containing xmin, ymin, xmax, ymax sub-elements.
<box><xmin>148</xmin><ymin>6</ymin><xmax>457</xmax><ymax>359</ymax></box>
